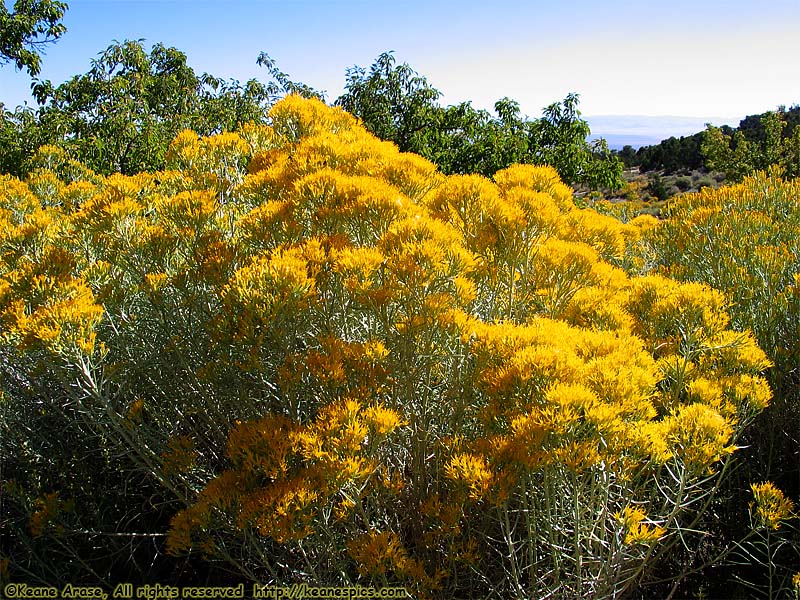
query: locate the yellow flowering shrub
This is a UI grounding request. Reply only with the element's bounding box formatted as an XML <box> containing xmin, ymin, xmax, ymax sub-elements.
<box><xmin>617</xmin><ymin>506</ymin><xmax>667</xmax><ymax>545</ymax></box>
<box><xmin>650</xmin><ymin>170</ymin><xmax>799</xmax><ymax>395</ymax></box>
<box><xmin>750</xmin><ymin>482</ymin><xmax>796</xmax><ymax>531</ymax></box>
<box><xmin>643</xmin><ymin>169</ymin><xmax>800</xmax><ymax>594</ymax></box>
<box><xmin>0</xmin><ymin>248</ymin><xmax>103</xmax><ymax>354</ymax></box>
<box><xmin>0</xmin><ymin>96</ymin><xmax>775</xmax><ymax>597</ymax></box>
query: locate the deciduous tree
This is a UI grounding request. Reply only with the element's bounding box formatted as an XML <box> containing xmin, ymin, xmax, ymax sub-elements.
<box><xmin>0</xmin><ymin>0</ymin><xmax>67</xmax><ymax>76</ymax></box>
<box><xmin>336</xmin><ymin>52</ymin><xmax>622</xmax><ymax>189</ymax></box>
<box><xmin>702</xmin><ymin>108</ymin><xmax>800</xmax><ymax>181</ymax></box>
<box><xmin>1</xmin><ymin>41</ymin><xmax>316</xmax><ymax>175</ymax></box>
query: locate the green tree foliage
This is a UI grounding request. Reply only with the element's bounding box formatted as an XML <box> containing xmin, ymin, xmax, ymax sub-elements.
<box><xmin>737</xmin><ymin>104</ymin><xmax>800</xmax><ymax>145</ymax></box>
<box><xmin>626</xmin><ymin>133</ymin><xmax>704</xmax><ymax>173</ymax></box>
<box><xmin>702</xmin><ymin>108</ymin><xmax>800</xmax><ymax>182</ymax></box>
<box><xmin>2</xmin><ymin>44</ymin><xmax>621</xmax><ymax>187</ymax></box>
<box><xmin>255</xmin><ymin>51</ymin><xmax>325</xmax><ymax>102</ymax></box>
<box><xmin>0</xmin><ymin>104</ymin><xmax>48</xmax><ymax>175</ymax></box>
<box><xmin>424</xmin><ymin>97</ymin><xmax>532</xmax><ymax>176</ymax></box>
<box><xmin>617</xmin><ymin>144</ymin><xmax>637</xmax><ymax>165</ymax></box>
<box><xmin>336</xmin><ymin>52</ymin><xmax>623</xmax><ymax>189</ymax></box>
<box><xmin>29</xmin><ymin>40</ymin><xmax>204</xmax><ymax>174</ymax></box>
<box><xmin>533</xmin><ymin>92</ymin><xmax>622</xmax><ymax>189</ymax></box>
<box><xmin>336</xmin><ymin>51</ymin><xmax>439</xmax><ymax>152</ymax></box>
<box><xmin>195</xmin><ymin>52</ymin><xmax>322</xmax><ymax>136</ymax></box>
<box><xmin>647</xmin><ymin>173</ymin><xmax>669</xmax><ymax>201</ymax></box>
<box><xmin>1</xmin><ymin>41</ymin><xmax>318</xmax><ymax>176</ymax></box>
<box><xmin>618</xmin><ymin>106</ymin><xmax>800</xmax><ymax>179</ymax></box>
<box><xmin>0</xmin><ymin>0</ymin><xmax>67</xmax><ymax>77</ymax></box>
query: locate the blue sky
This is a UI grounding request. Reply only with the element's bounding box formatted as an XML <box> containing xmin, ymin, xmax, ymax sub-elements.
<box><xmin>2</xmin><ymin>0</ymin><xmax>798</xmax><ymax>137</ymax></box>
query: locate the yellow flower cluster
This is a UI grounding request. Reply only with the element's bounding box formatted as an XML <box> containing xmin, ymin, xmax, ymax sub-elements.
<box><xmin>167</xmin><ymin>399</ymin><xmax>403</xmax><ymax>551</ymax></box>
<box><xmin>1</xmin><ymin>96</ymin><xmax>779</xmax><ymax>597</ymax></box>
<box><xmin>29</xmin><ymin>492</ymin><xmax>73</xmax><ymax>538</ymax></box>
<box><xmin>750</xmin><ymin>481</ymin><xmax>796</xmax><ymax>530</ymax></box>
<box><xmin>445</xmin><ymin>452</ymin><xmax>494</xmax><ymax>500</ymax></box>
<box><xmin>617</xmin><ymin>506</ymin><xmax>666</xmax><ymax>545</ymax></box>
<box><xmin>0</xmin><ymin>255</ymin><xmax>104</xmax><ymax>355</ymax></box>
<box><xmin>161</xmin><ymin>435</ymin><xmax>198</xmax><ymax>476</ymax></box>
<box><xmin>347</xmin><ymin>530</ymin><xmax>443</xmax><ymax>594</ymax></box>
<box><xmin>651</xmin><ymin>170</ymin><xmax>799</xmax><ymax>383</ymax></box>
<box><xmin>221</xmin><ymin>242</ymin><xmax>319</xmax><ymax>347</ymax></box>
<box><xmin>167</xmin><ymin>130</ymin><xmax>251</xmax><ymax>198</ymax></box>
<box><xmin>277</xmin><ymin>336</ymin><xmax>391</xmax><ymax>408</ymax></box>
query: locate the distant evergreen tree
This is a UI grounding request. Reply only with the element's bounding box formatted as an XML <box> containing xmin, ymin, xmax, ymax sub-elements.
<box><xmin>736</xmin><ymin>106</ymin><xmax>800</xmax><ymax>144</ymax></box>
<box><xmin>629</xmin><ymin>133</ymin><xmax>704</xmax><ymax>173</ymax></box>
<box><xmin>617</xmin><ymin>144</ymin><xmax>637</xmax><ymax>166</ymax></box>
<box><xmin>618</xmin><ymin>105</ymin><xmax>799</xmax><ymax>178</ymax></box>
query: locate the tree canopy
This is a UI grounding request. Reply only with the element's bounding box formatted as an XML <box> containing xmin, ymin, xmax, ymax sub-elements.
<box><xmin>702</xmin><ymin>108</ymin><xmax>800</xmax><ymax>181</ymax></box>
<box><xmin>2</xmin><ymin>43</ymin><xmax>622</xmax><ymax>189</ymax></box>
<box><xmin>1</xmin><ymin>40</ymin><xmax>318</xmax><ymax>175</ymax></box>
<box><xmin>336</xmin><ymin>52</ymin><xmax>623</xmax><ymax>189</ymax></box>
<box><xmin>618</xmin><ymin>105</ymin><xmax>800</xmax><ymax>181</ymax></box>
<box><xmin>336</xmin><ymin>51</ymin><xmax>442</xmax><ymax>153</ymax></box>
<box><xmin>0</xmin><ymin>0</ymin><xmax>67</xmax><ymax>77</ymax></box>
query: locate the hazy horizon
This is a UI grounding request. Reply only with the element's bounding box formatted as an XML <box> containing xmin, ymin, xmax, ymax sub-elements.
<box><xmin>584</xmin><ymin>115</ymin><xmax>746</xmax><ymax>149</ymax></box>
<box><xmin>1</xmin><ymin>0</ymin><xmax>797</xmax><ymax>127</ymax></box>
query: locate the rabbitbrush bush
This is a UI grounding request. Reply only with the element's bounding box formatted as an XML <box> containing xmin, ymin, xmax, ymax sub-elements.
<box><xmin>646</xmin><ymin>170</ymin><xmax>800</xmax><ymax>595</ymax></box>
<box><xmin>0</xmin><ymin>96</ymin><xmax>777</xmax><ymax>597</ymax></box>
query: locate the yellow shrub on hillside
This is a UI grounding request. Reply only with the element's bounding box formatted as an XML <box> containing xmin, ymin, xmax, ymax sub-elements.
<box><xmin>0</xmin><ymin>96</ymin><xmax>774</xmax><ymax>598</ymax></box>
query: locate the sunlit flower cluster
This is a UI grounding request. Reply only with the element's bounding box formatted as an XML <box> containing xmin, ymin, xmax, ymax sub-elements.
<box><xmin>750</xmin><ymin>481</ymin><xmax>796</xmax><ymax>530</ymax></box>
<box><xmin>650</xmin><ymin>170</ymin><xmax>799</xmax><ymax>392</ymax></box>
<box><xmin>617</xmin><ymin>506</ymin><xmax>666</xmax><ymax>545</ymax></box>
<box><xmin>0</xmin><ymin>96</ymin><xmax>777</xmax><ymax>597</ymax></box>
<box><xmin>167</xmin><ymin>398</ymin><xmax>403</xmax><ymax>551</ymax></box>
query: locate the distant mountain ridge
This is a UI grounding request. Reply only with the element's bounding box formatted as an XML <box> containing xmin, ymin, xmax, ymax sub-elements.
<box><xmin>602</xmin><ymin>105</ymin><xmax>800</xmax><ymax>174</ymax></box>
<box><xmin>587</xmin><ymin>133</ymin><xmax>664</xmax><ymax>151</ymax></box>
<box><xmin>586</xmin><ymin>115</ymin><xmax>740</xmax><ymax>149</ymax></box>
